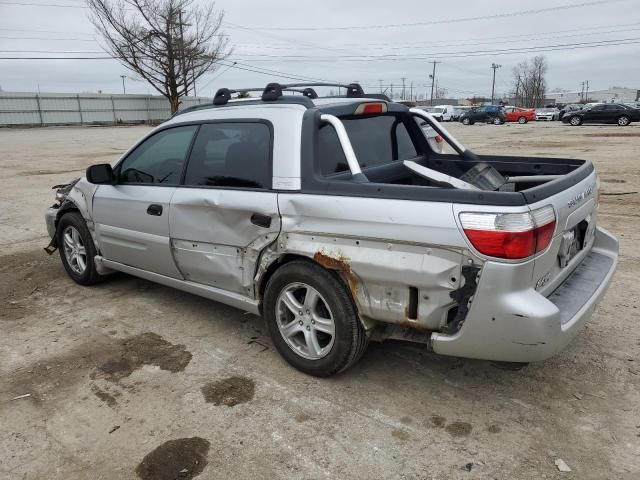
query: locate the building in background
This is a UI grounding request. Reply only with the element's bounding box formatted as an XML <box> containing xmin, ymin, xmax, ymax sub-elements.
<box><xmin>547</xmin><ymin>86</ymin><xmax>640</xmax><ymax>104</ymax></box>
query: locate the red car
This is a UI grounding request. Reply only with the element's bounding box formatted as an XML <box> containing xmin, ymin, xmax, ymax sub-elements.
<box><xmin>503</xmin><ymin>106</ymin><xmax>536</xmax><ymax>124</ymax></box>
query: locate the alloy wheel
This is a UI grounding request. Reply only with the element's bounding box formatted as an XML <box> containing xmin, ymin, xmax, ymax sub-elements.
<box><xmin>276</xmin><ymin>283</ymin><xmax>335</xmax><ymax>360</ymax></box>
<box><xmin>62</xmin><ymin>225</ymin><xmax>87</xmax><ymax>275</ymax></box>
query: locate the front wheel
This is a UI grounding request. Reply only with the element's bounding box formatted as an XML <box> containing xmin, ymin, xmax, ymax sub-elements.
<box><xmin>57</xmin><ymin>211</ymin><xmax>104</xmax><ymax>285</ymax></box>
<box><xmin>493</xmin><ymin>117</ymin><xmax>502</xmax><ymax>125</ymax></box>
<box><xmin>264</xmin><ymin>260</ymin><xmax>368</xmax><ymax>377</ymax></box>
<box><xmin>569</xmin><ymin>115</ymin><xmax>583</xmax><ymax>126</ymax></box>
<box><xmin>618</xmin><ymin>115</ymin><xmax>631</xmax><ymax>126</ymax></box>
<box><xmin>462</xmin><ymin>118</ymin><xmax>471</xmax><ymax>125</ymax></box>
<box><xmin>518</xmin><ymin>116</ymin><xmax>528</xmax><ymax>124</ymax></box>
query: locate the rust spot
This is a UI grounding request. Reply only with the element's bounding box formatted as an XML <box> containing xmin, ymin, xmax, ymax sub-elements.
<box><xmin>396</xmin><ymin>319</ymin><xmax>430</xmax><ymax>331</ymax></box>
<box><xmin>313</xmin><ymin>251</ymin><xmax>359</xmax><ymax>299</ymax></box>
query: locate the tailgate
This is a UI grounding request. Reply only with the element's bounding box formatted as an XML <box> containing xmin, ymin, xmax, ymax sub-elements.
<box><xmin>531</xmin><ymin>171</ymin><xmax>598</xmax><ymax>295</ymax></box>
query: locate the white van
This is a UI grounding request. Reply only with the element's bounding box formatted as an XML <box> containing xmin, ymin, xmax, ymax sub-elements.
<box><xmin>434</xmin><ymin>105</ymin><xmax>456</xmax><ymax>121</ymax></box>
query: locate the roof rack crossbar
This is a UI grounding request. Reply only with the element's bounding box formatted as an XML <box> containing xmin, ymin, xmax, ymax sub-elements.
<box><xmin>212</xmin><ymin>81</ymin><xmax>366</xmax><ymax>106</ymax></box>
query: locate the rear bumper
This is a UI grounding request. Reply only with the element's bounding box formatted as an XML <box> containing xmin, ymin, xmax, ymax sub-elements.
<box><xmin>431</xmin><ymin>227</ymin><xmax>618</xmax><ymax>362</ymax></box>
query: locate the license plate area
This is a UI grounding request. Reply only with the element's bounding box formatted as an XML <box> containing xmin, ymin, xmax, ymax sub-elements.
<box><xmin>558</xmin><ymin>218</ymin><xmax>594</xmax><ymax>268</ymax></box>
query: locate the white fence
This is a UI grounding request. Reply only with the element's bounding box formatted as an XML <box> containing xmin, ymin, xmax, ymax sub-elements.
<box><xmin>0</xmin><ymin>92</ymin><xmax>213</xmax><ymax>127</ymax></box>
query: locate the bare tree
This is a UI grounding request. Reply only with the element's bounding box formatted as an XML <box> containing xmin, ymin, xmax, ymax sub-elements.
<box><xmin>435</xmin><ymin>86</ymin><xmax>448</xmax><ymax>99</ymax></box>
<box><xmin>511</xmin><ymin>56</ymin><xmax>547</xmax><ymax>108</ymax></box>
<box><xmin>87</xmin><ymin>0</ymin><xmax>231</xmax><ymax>113</ymax></box>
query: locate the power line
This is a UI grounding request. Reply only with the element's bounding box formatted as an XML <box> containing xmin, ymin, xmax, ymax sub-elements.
<box><xmin>0</xmin><ymin>26</ymin><xmax>94</xmax><ymax>35</ymax></box>
<box><xmin>0</xmin><ymin>35</ymin><xmax>97</xmax><ymax>41</ymax></box>
<box><xmin>0</xmin><ymin>1</ymin><xmax>88</xmax><ymax>7</ymax></box>
<box><xmin>229</xmin><ymin>37</ymin><xmax>640</xmax><ymax>62</ymax></box>
<box><xmin>229</xmin><ymin>0</ymin><xmax>627</xmax><ymax>31</ymax></box>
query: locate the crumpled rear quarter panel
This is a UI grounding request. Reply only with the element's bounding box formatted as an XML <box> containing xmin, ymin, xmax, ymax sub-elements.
<box><xmin>277</xmin><ymin>194</ymin><xmax>471</xmax><ymax>329</ymax></box>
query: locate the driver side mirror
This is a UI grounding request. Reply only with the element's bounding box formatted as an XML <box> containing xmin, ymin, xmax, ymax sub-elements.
<box><xmin>86</xmin><ymin>163</ymin><xmax>115</xmax><ymax>184</ymax></box>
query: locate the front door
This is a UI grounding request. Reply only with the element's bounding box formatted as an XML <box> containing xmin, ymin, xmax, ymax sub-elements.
<box><xmin>168</xmin><ymin>121</ymin><xmax>280</xmax><ymax>296</ymax></box>
<box><xmin>93</xmin><ymin>124</ymin><xmax>199</xmax><ymax>278</ymax></box>
<box><xmin>584</xmin><ymin>104</ymin><xmax>607</xmax><ymax>123</ymax></box>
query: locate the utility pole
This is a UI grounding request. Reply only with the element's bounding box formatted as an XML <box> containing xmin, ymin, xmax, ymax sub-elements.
<box><xmin>410</xmin><ymin>82</ymin><xmax>413</xmax><ymax>102</ymax></box>
<box><xmin>401</xmin><ymin>77</ymin><xmax>406</xmax><ymax>100</ymax></box>
<box><xmin>490</xmin><ymin>63</ymin><xmax>501</xmax><ymax>104</ymax></box>
<box><xmin>390</xmin><ymin>83</ymin><xmax>394</xmax><ymax>100</ymax></box>
<box><xmin>585</xmin><ymin>80</ymin><xmax>589</xmax><ymax>102</ymax></box>
<box><xmin>580</xmin><ymin>81</ymin><xmax>585</xmax><ymax>102</ymax></box>
<box><xmin>120</xmin><ymin>75</ymin><xmax>126</xmax><ymax>95</ymax></box>
<box><xmin>379</xmin><ymin>79</ymin><xmax>383</xmax><ymax>93</ymax></box>
<box><xmin>429</xmin><ymin>61</ymin><xmax>441</xmax><ymax>106</ymax></box>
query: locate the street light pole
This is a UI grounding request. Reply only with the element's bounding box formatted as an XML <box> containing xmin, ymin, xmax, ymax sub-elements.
<box><xmin>491</xmin><ymin>63</ymin><xmax>501</xmax><ymax>104</ymax></box>
<box><xmin>120</xmin><ymin>75</ymin><xmax>126</xmax><ymax>95</ymax></box>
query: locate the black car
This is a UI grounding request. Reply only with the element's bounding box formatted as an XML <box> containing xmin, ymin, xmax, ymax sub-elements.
<box><xmin>459</xmin><ymin>105</ymin><xmax>505</xmax><ymax>125</ymax></box>
<box><xmin>562</xmin><ymin>103</ymin><xmax>640</xmax><ymax>126</ymax></box>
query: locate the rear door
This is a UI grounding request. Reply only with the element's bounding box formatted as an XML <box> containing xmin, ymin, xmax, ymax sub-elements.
<box><xmin>93</xmin><ymin>125</ymin><xmax>198</xmax><ymax>278</ymax></box>
<box><xmin>604</xmin><ymin>104</ymin><xmax>624</xmax><ymax>122</ymax></box>
<box><xmin>169</xmin><ymin>121</ymin><xmax>280</xmax><ymax>296</ymax></box>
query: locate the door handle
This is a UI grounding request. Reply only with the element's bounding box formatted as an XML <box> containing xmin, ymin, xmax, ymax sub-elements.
<box><xmin>147</xmin><ymin>204</ymin><xmax>163</xmax><ymax>216</ymax></box>
<box><xmin>250</xmin><ymin>213</ymin><xmax>272</xmax><ymax>228</ymax></box>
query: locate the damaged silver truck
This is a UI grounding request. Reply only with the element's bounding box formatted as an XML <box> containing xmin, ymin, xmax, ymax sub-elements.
<box><xmin>44</xmin><ymin>82</ymin><xmax>618</xmax><ymax>377</ymax></box>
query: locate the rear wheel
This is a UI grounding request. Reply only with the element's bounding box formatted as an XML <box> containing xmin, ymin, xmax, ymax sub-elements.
<box><xmin>57</xmin><ymin>211</ymin><xmax>104</xmax><ymax>285</ymax></box>
<box><xmin>264</xmin><ymin>260</ymin><xmax>368</xmax><ymax>377</ymax></box>
<box><xmin>569</xmin><ymin>115</ymin><xmax>583</xmax><ymax>126</ymax></box>
<box><xmin>462</xmin><ymin>117</ymin><xmax>471</xmax><ymax>125</ymax></box>
<box><xmin>518</xmin><ymin>116</ymin><xmax>528</xmax><ymax>124</ymax></box>
<box><xmin>493</xmin><ymin>117</ymin><xmax>502</xmax><ymax>125</ymax></box>
<box><xmin>618</xmin><ymin>115</ymin><xmax>631</xmax><ymax>126</ymax></box>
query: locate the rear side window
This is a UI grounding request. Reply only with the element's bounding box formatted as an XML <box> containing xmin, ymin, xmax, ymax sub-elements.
<box><xmin>184</xmin><ymin>122</ymin><xmax>271</xmax><ymax>189</ymax></box>
<box><xmin>318</xmin><ymin>115</ymin><xmax>417</xmax><ymax>175</ymax></box>
<box><xmin>118</xmin><ymin>125</ymin><xmax>197</xmax><ymax>185</ymax></box>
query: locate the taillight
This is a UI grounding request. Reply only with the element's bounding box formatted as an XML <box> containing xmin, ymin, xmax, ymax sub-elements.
<box><xmin>459</xmin><ymin>206</ymin><xmax>556</xmax><ymax>259</ymax></box>
<box><xmin>354</xmin><ymin>102</ymin><xmax>387</xmax><ymax>115</ymax></box>
<box><xmin>434</xmin><ymin>134</ymin><xmax>443</xmax><ymax>144</ymax></box>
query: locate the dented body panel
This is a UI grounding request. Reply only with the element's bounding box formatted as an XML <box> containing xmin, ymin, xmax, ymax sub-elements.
<box><xmin>169</xmin><ymin>188</ymin><xmax>281</xmax><ymax>295</ymax></box>
<box><xmin>275</xmin><ymin>194</ymin><xmax>470</xmax><ymax>330</ymax></box>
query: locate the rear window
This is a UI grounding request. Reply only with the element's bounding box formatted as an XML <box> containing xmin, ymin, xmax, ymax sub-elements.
<box><xmin>318</xmin><ymin>115</ymin><xmax>417</xmax><ymax>176</ymax></box>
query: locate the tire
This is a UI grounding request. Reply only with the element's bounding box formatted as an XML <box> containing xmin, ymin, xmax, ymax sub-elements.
<box><xmin>56</xmin><ymin>211</ymin><xmax>104</xmax><ymax>285</ymax></box>
<box><xmin>618</xmin><ymin>115</ymin><xmax>631</xmax><ymax>126</ymax></box>
<box><xmin>493</xmin><ymin>117</ymin><xmax>502</xmax><ymax>125</ymax></box>
<box><xmin>569</xmin><ymin>115</ymin><xmax>583</xmax><ymax>126</ymax></box>
<box><xmin>518</xmin><ymin>116</ymin><xmax>528</xmax><ymax>124</ymax></box>
<box><xmin>462</xmin><ymin>117</ymin><xmax>471</xmax><ymax>125</ymax></box>
<box><xmin>264</xmin><ymin>260</ymin><xmax>368</xmax><ymax>377</ymax></box>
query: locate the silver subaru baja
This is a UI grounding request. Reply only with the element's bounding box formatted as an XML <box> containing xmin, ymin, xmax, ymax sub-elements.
<box><xmin>45</xmin><ymin>82</ymin><xmax>618</xmax><ymax>377</ymax></box>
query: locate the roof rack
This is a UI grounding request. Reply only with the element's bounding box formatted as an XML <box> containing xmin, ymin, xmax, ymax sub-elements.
<box><xmin>212</xmin><ymin>82</ymin><xmax>367</xmax><ymax>105</ymax></box>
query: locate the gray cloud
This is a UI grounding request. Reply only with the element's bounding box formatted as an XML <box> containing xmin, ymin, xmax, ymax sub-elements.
<box><xmin>0</xmin><ymin>0</ymin><xmax>638</xmax><ymax>97</ymax></box>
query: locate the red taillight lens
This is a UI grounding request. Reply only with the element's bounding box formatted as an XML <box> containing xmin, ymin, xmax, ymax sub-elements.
<box><xmin>354</xmin><ymin>102</ymin><xmax>388</xmax><ymax>115</ymax></box>
<box><xmin>460</xmin><ymin>206</ymin><xmax>556</xmax><ymax>259</ymax></box>
<box><xmin>434</xmin><ymin>134</ymin><xmax>443</xmax><ymax>144</ymax></box>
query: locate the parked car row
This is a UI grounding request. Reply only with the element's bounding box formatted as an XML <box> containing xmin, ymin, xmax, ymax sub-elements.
<box><xmin>433</xmin><ymin>102</ymin><xmax>640</xmax><ymax>127</ymax></box>
<box><xmin>561</xmin><ymin>103</ymin><xmax>640</xmax><ymax>126</ymax></box>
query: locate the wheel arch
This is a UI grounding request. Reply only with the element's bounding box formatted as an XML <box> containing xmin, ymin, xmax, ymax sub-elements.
<box><xmin>256</xmin><ymin>252</ymin><xmax>359</xmax><ymax>318</ymax></box>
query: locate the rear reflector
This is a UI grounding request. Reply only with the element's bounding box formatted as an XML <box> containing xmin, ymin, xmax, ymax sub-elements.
<box><xmin>460</xmin><ymin>206</ymin><xmax>556</xmax><ymax>259</ymax></box>
<box><xmin>354</xmin><ymin>102</ymin><xmax>387</xmax><ymax>115</ymax></box>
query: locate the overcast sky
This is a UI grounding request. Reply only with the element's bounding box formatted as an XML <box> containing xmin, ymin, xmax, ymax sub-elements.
<box><xmin>0</xmin><ymin>0</ymin><xmax>638</xmax><ymax>98</ymax></box>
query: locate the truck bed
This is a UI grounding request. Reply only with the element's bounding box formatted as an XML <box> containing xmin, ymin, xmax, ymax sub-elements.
<box><xmin>314</xmin><ymin>154</ymin><xmax>593</xmax><ymax>206</ymax></box>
